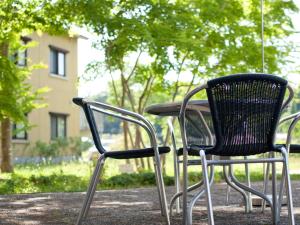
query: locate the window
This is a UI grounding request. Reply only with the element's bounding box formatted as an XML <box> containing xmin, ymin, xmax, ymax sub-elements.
<box><xmin>12</xmin><ymin>123</ymin><xmax>27</xmax><ymax>140</ymax></box>
<box><xmin>17</xmin><ymin>45</ymin><xmax>27</xmax><ymax>67</ymax></box>
<box><xmin>49</xmin><ymin>45</ymin><xmax>67</xmax><ymax>77</ymax></box>
<box><xmin>15</xmin><ymin>37</ymin><xmax>30</xmax><ymax>67</ymax></box>
<box><xmin>50</xmin><ymin>113</ymin><xmax>67</xmax><ymax>140</ymax></box>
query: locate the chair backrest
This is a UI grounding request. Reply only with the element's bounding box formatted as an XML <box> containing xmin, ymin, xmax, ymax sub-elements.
<box><xmin>74</xmin><ymin>97</ymin><xmax>155</xmax><ymax>154</ymax></box>
<box><xmin>185</xmin><ymin>110</ymin><xmax>214</xmax><ymax>146</ymax></box>
<box><xmin>73</xmin><ymin>97</ymin><xmax>106</xmax><ymax>154</ymax></box>
<box><xmin>206</xmin><ymin>73</ymin><xmax>287</xmax><ymax>156</ymax></box>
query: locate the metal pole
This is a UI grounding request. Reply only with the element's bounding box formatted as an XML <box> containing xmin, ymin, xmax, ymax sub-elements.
<box><xmin>261</xmin><ymin>0</ymin><xmax>265</xmax><ymax>73</ymax></box>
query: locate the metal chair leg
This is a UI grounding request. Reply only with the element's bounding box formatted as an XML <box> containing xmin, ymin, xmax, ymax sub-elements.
<box><xmin>229</xmin><ymin>165</ymin><xmax>273</xmax><ymax>210</ymax></box>
<box><xmin>276</xmin><ymin>166</ymin><xmax>285</xmax><ymax>222</ymax></box>
<box><xmin>225</xmin><ymin>185</ymin><xmax>230</xmax><ymax>206</ymax></box>
<box><xmin>244</xmin><ymin>156</ymin><xmax>252</xmax><ymax>212</ymax></box>
<box><xmin>224</xmin><ymin>165</ymin><xmax>249</xmax><ymax>213</ymax></box>
<box><xmin>262</xmin><ymin>157</ymin><xmax>271</xmax><ymax>213</ymax></box>
<box><xmin>170</xmin><ymin>180</ymin><xmax>204</xmax><ymax>217</ymax></box>
<box><xmin>200</xmin><ymin>150</ymin><xmax>214</xmax><ymax>225</ymax></box>
<box><xmin>174</xmin><ymin>153</ymin><xmax>181</xmax><ymax>213</ymax></box>
<box><xmin>153</xmin><ymin>153</ymin><xmax>170</xmax><ymax>225</ymax></box>
<box><xmin>271</xmin><ymin>159</ymin><xmax>278</xmax><ymax>225</ymax></box>
<box><xmin>187</xmin><ymin>165</ymin><xmax>214</xmax><ymax>225</ymax></box>
<box><xmin>282</xmin><ymin>150</ymin><xmax>295</xmax><ymax>225</ymax></box>
<box><xmin>76</xmin><ymin>155</ymin><xmax>105</xmax><ymax>225</ymax></box>
<box><xmin>153</xmin><ymin>156</ymin><xmax>164</xmax><ymax>216</ymax></box>
<box><xmin>169</xmin><ymin>121</ymin><xmax>181</xmax><ymax>214</ymax></box>
<box><xmin>182</xmin><ymin>147</ymin><xmax>189</xmax><ymax>225</ymax></box>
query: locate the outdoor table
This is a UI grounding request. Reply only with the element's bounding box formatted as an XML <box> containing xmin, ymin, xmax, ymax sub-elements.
<box><xmin>145</xmin><ymin>100</ymin><xmax>210</xmax><ymax>117</ymax></box>
<box><xmin>145</xmin><ymin>100</ymin><xmax>252</xmax><ymax>217</ymax></box>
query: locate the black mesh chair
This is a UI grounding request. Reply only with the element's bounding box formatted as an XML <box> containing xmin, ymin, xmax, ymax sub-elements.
<box><xmin>73</xmin><ymin>98</ymin><xmax>171</xmax><ymax>225</ymax></box>
<box><xmin>168</xmin><ymin>102</ymin><xmax>251</xmax><ymax>221</ymax></box>
<box><xmin>179</xmin><ymin>74</ymin><xmax>295</xmax><ymax>225</ymax></box>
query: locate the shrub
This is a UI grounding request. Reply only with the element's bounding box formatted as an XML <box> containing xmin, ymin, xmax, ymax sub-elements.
<box><xmin>33</xmin><ymin>140</ymin><xmax>60</xmax><ymax>158</ymax></box>
<box><xmin>101</xmin><ymin>172</ymin><xmax>174</xmax><ymax>189</ymax></box>
<box><xmin>31</xmin><ymin>137</ymin><xmax>92</xmax><ymax>159</ymax></box>
<box><xmin>69</xmin><ymin>137</ymin><xmax>93</xmax><ymax>157</ymax></box>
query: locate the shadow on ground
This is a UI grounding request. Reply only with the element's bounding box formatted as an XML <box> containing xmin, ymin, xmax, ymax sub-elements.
<box><xmin>0</xmin><ymin>182</ymin><xmax>300</xmax><ymax>224</ymax></box>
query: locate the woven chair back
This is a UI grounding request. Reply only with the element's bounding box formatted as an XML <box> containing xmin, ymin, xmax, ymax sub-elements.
<box><xmin>206</xmin><ymin>74</ymin><xmax>287</xmax><ymax>156</ymax></box>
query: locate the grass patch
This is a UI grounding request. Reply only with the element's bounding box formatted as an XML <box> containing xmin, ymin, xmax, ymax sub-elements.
<box><xmin>0</xmin><ymin>170</ymin><xmax>173</xmax><ymax>194</ymax></box>
<box><xmin>1</xmin><ymin>157</ymin><xmax>300</xmax><ymax>195</ymax></box>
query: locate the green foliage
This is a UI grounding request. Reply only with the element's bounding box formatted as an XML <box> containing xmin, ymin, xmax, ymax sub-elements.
<box><xmin>0</xmin><ymin>169</ymin><xmax>173</xmax><ymax>194</ymax></box>
<box><xmin>0</xmin><ymin>172</ymin><xmax>89</xmax><ymax>194</ymax></box>
<box><xmin>86</xmin><ymin>0</ymin><xmax>297</xmax><ymax>75</ymax></box>
<box><xmin>69</xmin><ymin>137</ymin><xmax>93</xmax><ymax>157</ymax></box>
<box><xmin>82</xmin><ymin>0</ymin><xmax>298</xmax><ymax>116</ymax></box>
<box><xmin>33</xmin><ymin>140</ymin><xmax>60</xmax><ymax>158</ymax></box>
<box><xmin>104</xmin><ymin>172</ymin><xmax>174</xmax><ymax>188</ymax></box>
<box><xmin>32</xmin><ymin>137</ymin><xmax>92</xmax><ymax>159</ymax></box>
<box><xmin>1</xmin><ymin>160</ymin><xmax>300</xmax><ymax>195</ymax></box>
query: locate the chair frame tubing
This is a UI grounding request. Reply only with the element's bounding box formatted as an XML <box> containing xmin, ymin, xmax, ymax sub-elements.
<box><xmin>178</xmin><ymin>79</ymin><xmax>295</xmax><ymax>225</ymax></box>
<box><xmin>76</xmin><ymin>155</ymin><xmax>106</xmax><ymax>225</ymax></box>
<box><xmin>179</xmin><ymin>83</ymin><xmax>248</xmax><ymax>224</ymax></box>
<box><xmin>75</xmin><ymin>98</ymin><xmax>170</xmax><ymax>225</ymax></box>
<box><xmin>199</xmin><ymin>148</ymin><xmax>294</xmax><ymax>225</ymax></box>
<box><xmin>261</xmin><ymin>84</ymin><xmax>294</xmax><ymax>213</ymax></box>
<box><xmin>276</xmin><ymin>113</ymin><xmax>300</xmax><ymax>223</ymax></box>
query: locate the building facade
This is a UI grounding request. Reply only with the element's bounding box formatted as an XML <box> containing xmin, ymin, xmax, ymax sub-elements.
<box><xmin>12</xmin><ymin>33</ymin><xmax>80</xmax><ymax>158</ymax></box>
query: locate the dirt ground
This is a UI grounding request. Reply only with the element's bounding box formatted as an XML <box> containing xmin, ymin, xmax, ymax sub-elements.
<box><xmin>0</xmin><ymin>181</ymin><xmax>300</xmax><ymax>225</ymax></box>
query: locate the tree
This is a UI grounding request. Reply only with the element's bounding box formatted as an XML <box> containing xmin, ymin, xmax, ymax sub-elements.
<box><xmin>0</xmin><ymin>0</ymin><xmax>76</xmax><ymax>172</ymax></box>
<box><xmin>81</xmin><ymin>0</ymin><xmax>298</xmax><ymax>172</ymax></box>
<box><xmin>1</xmin><ymin>0</ymin><xmax>297</xmax><ymax>172</ymax></box>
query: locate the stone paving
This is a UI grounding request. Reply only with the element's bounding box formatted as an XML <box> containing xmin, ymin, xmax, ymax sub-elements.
<box><xmin>0</xmin><ymin>182</ymin><xmax>300</xmax><ymax>225</ymax></box>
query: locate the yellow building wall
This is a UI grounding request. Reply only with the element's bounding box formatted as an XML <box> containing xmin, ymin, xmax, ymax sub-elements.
<box><xmin>12</xmin><ymin>33</ymin><xmax>80</xmax><ymax>157</ymax></box>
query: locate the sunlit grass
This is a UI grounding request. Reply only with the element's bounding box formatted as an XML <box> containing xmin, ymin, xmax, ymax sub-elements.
<box><xmin>0</xmin><ymin>153</ymin><xmax>299</xmax><ymax>195</ymax></box>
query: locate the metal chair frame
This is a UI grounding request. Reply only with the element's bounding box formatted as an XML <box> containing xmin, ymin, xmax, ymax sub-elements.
<box><xmin>263</xmin><ymin>111</ymin><xmax>300</xmax><ymax>221</ymax></box>
<box><xmin>73</xmin><ymin>98</ymin><xmax>170</xmax><ymax>225</ymax></box>
<box><xmin>179</xmin><ymin>76</ymin><xmax>295</xmax><ymax>225</ymax></box>
<box><xmin>224</xmin><ymin>84</ymin><xmax>295</xmax><ymax>214</ymax></box>
<box><xmin>168</xmin><ymin>115</ymin><xmax>251</xmax><ymax>220</ymax></box>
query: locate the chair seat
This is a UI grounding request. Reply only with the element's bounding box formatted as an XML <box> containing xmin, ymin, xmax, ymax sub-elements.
<box><xmin>177</xmin><ymin>145</ymin><xmax>213</xmax><ymax>156</ymax></box>
<box><xmin>104</xmin><ymin>146</ymin><xmax>170</xmax><ymax>159</ymax></box>
<box><xmin>276</xmin><ymin>144</ymin><xmax>300</xmax><ymax>154</ymax></box>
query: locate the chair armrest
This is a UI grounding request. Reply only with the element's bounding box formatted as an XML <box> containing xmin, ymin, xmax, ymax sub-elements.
<box><xmin>279</xmin><ymin>112</ymin><xmax>300</xmax><ymax>125</ymax></box>
<box><xmin>284</xmin><ymin>112</ymin><xmax>300</xmax><ymax>153</ymax></box>
<box><xmin>179</xmin><ymin>83</ymin><xmax>208</xmax><ymax>150</ymax></box>
<box><xmin>73</xmin><ymin>97</ymin><xmax>159</xmax><ymax>153</ymax></box>
<box><xmin>73</xmin><ymin>97</ymin><xmax>84</xmax><ymax>107</ymax></box>
<box><xmin>280</xmin><ymin>84</ymin><xmax>294</xmax><ymax>112</ymax></box>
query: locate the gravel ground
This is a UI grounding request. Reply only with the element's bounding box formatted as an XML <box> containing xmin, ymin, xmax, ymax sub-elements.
<box><xmin>0</xmin><ymin>181</ymin><xmax>300</xmax><ymax>225</ymax></box>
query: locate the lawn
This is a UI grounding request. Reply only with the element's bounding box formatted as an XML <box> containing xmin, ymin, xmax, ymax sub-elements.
<box><xmin>0</xmin><ymin>154</ymin><xmax>299</xmax><ymax>195</ymax></box>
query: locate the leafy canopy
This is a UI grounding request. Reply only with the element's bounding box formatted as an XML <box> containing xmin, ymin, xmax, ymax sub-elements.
<box><xmin>81</xmin><ymin>0</ymin><xmax>298</xmax><ymax>108</ymax></box>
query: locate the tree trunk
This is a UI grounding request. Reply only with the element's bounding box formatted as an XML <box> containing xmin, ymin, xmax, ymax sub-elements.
<box><xmin>1</xmin><ymin>118</ymin><xmax>13</xmax><ymax>172</ymax></box>
<box><xmin>0</xmin><ymin>43</ymin><xmax>13</xmax><ymax>172</ymax></box>
<box><xmin>147</xmin><ymin>157</ymin><xmax>152</xmax><ymax>171</ymax></box>
<box><xmin>123</xmin><ymin>121</ymin><xmax>130</xmax><ymax>164</ymax></box>
<box><xmin>135</xmin><ymin>127</ymin><xmax>145</xmax><ymax>170</ymax></box>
